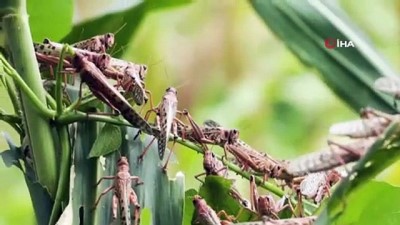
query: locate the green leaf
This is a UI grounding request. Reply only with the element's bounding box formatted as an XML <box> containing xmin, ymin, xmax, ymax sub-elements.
<box><xmin>90</xmin><ymin>127</ymin><xmax>184</xmax><ymax>225</ymax></box>
<box><xmin>61</xmin><ymin>0</ymin><xmax>191</xmax><ymax>58</ymax></box>
<box><xmin>332</xmin><ymin>181</ymin><xmax>400</xmax><ymax>225</ymax></box>
<box><xmin>27</xmin><ymin>0</ymin><xmax>73</xmax><ymax>41</ymax></box>
<box><xmin>197</xmin><ymin>176</ymin><xmax>258</xmax><ymax>223</ymax></box>
<box><xmin>316</xmin><ymin>121</ymin><xmax>400</xmax><ymax>225</ymax></box>
<box><xmin>0</xmin><ymin>132</ymin><xmax>22</xmax><ymax>169</ymax></box>
<box><xmin>250</xmin><ymin>0</ymin><xmax>398</xmax><ymax>113</ymax></box>
<box><xmin>88</xmin><ymin>123</ymin><xmax>122</xmax><ymax>158</ymax></box>
<box><xmin>72</xmin><ymin>121</ymin><xmax>99</xmax><ymax>225</ymax></box>
<box><xmin>184</xmin><ymin>189</ymin><xmax>198</xmax><ymax>225</ymax></box>
<box><xmin>1</xmin><ymin>131</ymin><xmax>53</xmax><ymax>225</ymax></box>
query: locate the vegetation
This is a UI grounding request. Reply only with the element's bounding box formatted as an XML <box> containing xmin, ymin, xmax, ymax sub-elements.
<box><xmin>0</xmin><ymin>0</ymin><xmax>399</xmax><ymax>225</ymax></box>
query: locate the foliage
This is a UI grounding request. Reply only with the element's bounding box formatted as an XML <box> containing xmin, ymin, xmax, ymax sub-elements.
<box><xmin>0</xmin><ymin>0</ymin><xmax>399</xmax><ymax>225</ymax></box>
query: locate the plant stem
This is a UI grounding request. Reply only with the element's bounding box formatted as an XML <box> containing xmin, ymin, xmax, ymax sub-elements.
<box><xmin>49</xmin><ymin>126</ymin><xmax>71</xmax><ymax>225</ymax></box>
<box><xmin>2</xmin><ymin>0</ymin><xmax>58</xmax><ymax>200</ymax></box>
<box><xmin>57</xmin><ymin>111</ymin><xmax>132</xmax><ymax>127</ymax></box>
<box><xmin>0</xmin><ymin>110</ymin><xmax>23</xmax><ymax>135</ymax></box>
<box><xmin>0</xmin><ymin>55</ymin><xmax>56</xmax><ymax>118</ymax></box>
<box><xmin>55</xmin><ymin>45</ymin><xmax>68</xmax><ymax>115</ymax></box>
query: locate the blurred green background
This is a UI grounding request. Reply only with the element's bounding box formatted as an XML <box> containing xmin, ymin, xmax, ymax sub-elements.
<box><xmin>0</xmin><ymin>0</ymin><xmax>399</xmax><ymax>224</ymax></box>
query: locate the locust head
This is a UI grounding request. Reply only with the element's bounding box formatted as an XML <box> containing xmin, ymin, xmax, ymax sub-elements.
<box><xmin>227</xmin><ymin>129</ymin><xmax>239</xmax><ymax>144</ymax></box>
<box><xmin>165</xmin><ymin>87</ymin><xmax>178</xmax><ymax>95</ymax></box>
<box><xmin>192</xmin><ymin>195</ymin><xmax>210</xmax><ymax>215</ymax></box>
<box><xmin>327</xmin><ymin>170</ymin><xmax>341</xmax><ymax>186</ymax></box>
<box><xmin>117</xmin><ymin>157</ymin><xmax>130</xmax><ymax>172</ymax></box>
<box><xmin>104</xmin><ymin>33</ymin><xmax>115</xmax><ymax>50</ymax></box>
<box><xmin>137</xmin><ymin>64</ymin><xmax>148</xmax><ymax>80</ymax></box>
<box><xmin>258</xmin><ymin>195</ymin><xmax>274</xmax><ymax>210</ymax></box>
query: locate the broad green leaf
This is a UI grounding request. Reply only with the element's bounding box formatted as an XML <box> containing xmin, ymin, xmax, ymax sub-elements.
<box><xmin>88</xmin><ymin>123</ymin><xmax>122</xmax><ymax>158</ymax></box>
<box><xmin>250</xmin><ymin>0</ymin><xmax>398</xmax><ymax>113</ymax></box>
<box><xmin>333</xmin><ymin>181</ymin><xmax>400</xmax><ymax>225</ymax></box>
<box><xmin>316</xmin><ymin>121</ymin><xmax>400</xmax><ymax>225</ymax></box>
<box><xmin>61</xmin><ymin>0</ymin><xmax>191</xmax><ymax>58</ymax></box>
<box><xmin>27</xmin><ymin>0</ymin><xmax>73</xmax><ymax>41</ymax></box>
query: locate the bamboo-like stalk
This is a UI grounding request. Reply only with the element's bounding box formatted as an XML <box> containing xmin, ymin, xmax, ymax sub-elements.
<box><xmin>1</xmin><ymin>0</ymin><xmax>58</xmax><ymax>202</ymax></box>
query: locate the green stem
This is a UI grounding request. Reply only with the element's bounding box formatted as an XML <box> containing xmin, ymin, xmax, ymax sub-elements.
<box><xmin>56</xmin><ymin>111</ymin><xmax>132</xmax><ymax>127</ymax></box>
<box><xmin>46</xmin><ymin>93</ymin><xmax>57</xmax><ymax>110</ymax></box>
<box><xmin>55</xmin><ymin>45</ymin><xmax>68</xmax><ymax>115</ymax></box>
<box><xmin>0</xmin><ymin>110</ymin><xmax>23</xmax><ymax>135</ymax></box>
<box><xmin>2</xmin><ymin>75</ymin><xmax>21</xmax><ymax>115</ymax></box>
<box><xmin>49</xmin><ymin>126</ymin><xmax>71</xmax><ymax>225</ymax></box>
<box><xmin>0</xmin><ymin>56</ymin><xmax>56</xmax><ymax>118</ymax></box>
<box><xmin>2</xmin><ymin>1</ymin><xmax>58</xmax><ymax>201</ymax></box>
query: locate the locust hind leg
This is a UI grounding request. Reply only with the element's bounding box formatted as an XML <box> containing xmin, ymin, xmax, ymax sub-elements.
<box><xmin>112</xmin><ymin>194</ymin><xmax>118</xmax><ymax>221</ymax></box>
<box><xmin>133</xmin><ymin>103</ymin><xmax>159</xmax><ymax>141</ymax></box>
<box><xmin>137</xmin><ymin>136</ymin><xmax>157</xmax><ymax>164</ymax></box>
<box><xmin>194</xmin><ymin>172</ymin><xmax>207</xmax><ymax>183</ymax></box>
<box><xmin>162</xmin><ymin>121</ymin><xmax>179</xmax><ymax>172</ymax></box>
<box><xmin>137</xmin><ymin>114</ymin><xmax>160</xmax><ymax>163</ymax></box>
<box><xmin>130</xmin><ymin>189</ymin><xmax>141</xmax><ymax>225</ymax></box>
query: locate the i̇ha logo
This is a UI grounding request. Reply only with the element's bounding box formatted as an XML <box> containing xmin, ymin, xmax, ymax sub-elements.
<box><xmin>324</xmin><ymin>38</ymin><xmax>355</xmax><ymax>49</ymax></box>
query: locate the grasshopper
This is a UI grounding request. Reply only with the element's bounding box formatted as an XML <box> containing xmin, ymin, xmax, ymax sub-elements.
<box><xmin>175</xmin><ymin>110</ymin><xmax>223</xmax><ymax>151</ymax></box>
<box><xmin>72</xmin><ymin>52</ymin><xmax>153</xmax><ymax>135</ymax></box>
<box><xmin>374</xmin><ymin>76</ymin><xmax>400</xmax><ymax>99</ymax></box>
<box><xmin>94</xmin><ymin>157</ymin><xmax>143</xmax><ymax>225</ymax></box>
<box><xmin>286</xmin><ymin>138</ymin><xmax>376</xmax><ymax>177</ymax></box>
<box><xmin>297</xmin><ymin>170</ymin><xmax>341</xmax><ymax>204</ymax></box>
<box><xmin>234</xmin><ymin>216</ymin><xmax>317</xmax><ymax>225</ymax></box>
<box><xmin>329</xmin><ymin>107</ymin><xmax>395</xmax><ymax>138</ymax></box>
<box><xmin>195</xmin><ymin>119</ymin><xmax>292</xmax><ymax>182</ymax></box>
<box><xmin>195</xmin><ymin>149</ymin><xmax>228</xmax><ymax>182</ymax></box>
<box><xmin>249</xmin><ymin>175</ymin><xmax>290</xmax><ymax>220</ymax></box>
<box><xmin>71</xmin><ymin>33</ymin><xmax>115</xmax><ymax>53</ymax></box>
<box><xmin>138</xmin><ymin>87</ymin><xmax>178</xmax><ymax>168</ymax></box>
<box><xmin>35</xmin><ymin>39</ymin><xmax>150</xmax><ymax>106</ymax></box>
<box><xmin>226</xmin><ymin>142</ymin><xmax>293</xmax><ymax>182</ymax></box>
<box><xmin>192</xmin><ymin>195</ymin><xmax>236</xmax><ymax>225</ymax></box>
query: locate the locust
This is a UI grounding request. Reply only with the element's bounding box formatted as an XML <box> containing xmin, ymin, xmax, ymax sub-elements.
<box><xmin>224</xmin><ymin>135</ymin><xmax>292</xmax><ymax>182</ymax></box>
<box><xmin>297</xmin><ymin>170</ymin><xmax>341</xmax><ymax>204</ymax></box>
<box><xmin>72</xmin><ymin>52</ymin><xmax>153</xmax><ymax>135</ymax></box>
<box><xmin>233</xmin><ymin>216</ymin><xmax>316</xmax><ymax>225</ymax></box>
<box><xmin>196</xmin><ymin>149</ymin><xmax>228</xmax><ymax>181</ymax></box>
<box><xmin>192</xmin><ymin>195</ymin><xmax>236</xmax><ymax>225</ymax></box>
<box><xmin>374</xmin><ymin>76</ymin><xmax>400</xmax><ymax>99</ymax></box>
<box><xmin>176</xmin><ymin>110</ymin><xmax>222</xmax><ymax>151</ymax></box>
<box><xmin>69</xmin><ymin>34</ymin><xmax>149</xmax><ymax>106</ymax></box>
<box><xmin>249</xmin><ymin>175</ymin><xmax>290</xmax><ymax>220</ymax></box>
<box><xmin>34</xmin><ymin>39</ymin><xmax>150</xmax><ymax>106</ymax></box>
<box><xmin>94</xmin><ymin>157</ymin><xmax>143</xmax><ymax>225</ymax></box>
<box><xmin>71</xmin><ymin>33</ymin><xmax>115</xmax><ymax>53</ymax></box>
<box><xmin>196</xmin><ymin>119</ymin><xmax>292</xmax><ymax>182</ymax></box>
<box><xmin>138</xmin><ymin>87</ymin><xmax>178</xmax><ymax>167</ymax></box>
<box><xmin>329</xmin><ymin>107</ymin><xmax>395</xmax><ymax>138</ymax></box>
<box><xmin>286</xmin><ymin>138</ymin><xmax>376</xmax><ymax>177</ymax></box>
